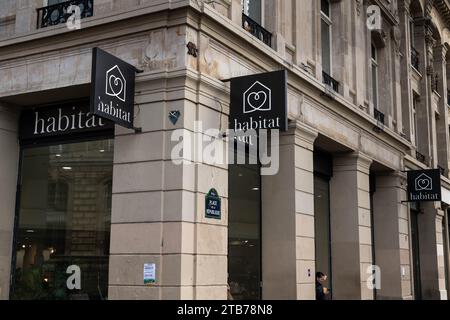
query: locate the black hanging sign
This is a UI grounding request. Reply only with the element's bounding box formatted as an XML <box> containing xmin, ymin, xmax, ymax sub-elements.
<box><xmin>90</xmin><ymin>47</ymin><xmax>138</xmax><ymax>129</ymax></box>
<box><xmin>407</xmin><ymin>169</ymin><xmax>442</xmax><ymax>202</ymax></box>
<box><xmin>230</xmin><ymin>70</ymin><xmax>288</xmax><ymax>132</ymax></box>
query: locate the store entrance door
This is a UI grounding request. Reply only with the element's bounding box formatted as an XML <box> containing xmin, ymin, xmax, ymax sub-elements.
<box><xmin>10</xmin><ymin>139</ymin><xmax>114</xmax><ymax>300</ymax></box>
<box><xmin>228</xmin><ymin>161</ymin><xmax>261</xmax><ymax>300</ymax></box>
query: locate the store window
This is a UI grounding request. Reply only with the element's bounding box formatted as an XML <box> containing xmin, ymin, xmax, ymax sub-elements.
<box><xmin>11</xmin><ymin>139</ymin><xmax>114</xmax><ymax>300</ymax></box>
<box><xmin>410</xmin><ymin>202</ymin><xmax>422</xmax><ymax>300</ymax></box>
<box><xmin>314</xmin><ymin>151</ymin><xmax>333</xmax><ymax>299</ymax></box>
<box><xmin>228</xmin><ymin>150</ymin><xmax>261</xmax><ymax>300</ymax></box>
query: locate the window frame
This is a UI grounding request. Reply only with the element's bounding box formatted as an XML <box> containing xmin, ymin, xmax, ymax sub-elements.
<box><xmin>412</xmin><ymin>93</ymin><xmax>419</xmax><ymax>147</ymax></box>
<box><xmin>321</xmin><ymin>0</ymin><xmax>333</xmax><ymax>76</ymax></box>
<box><xmin>242</xmin><ymin>0</ymin><xmax>265</xmax><ymax>26</ymax></box>
<box><xmin>371</xmin><ymin>43</ymin><xmax>379</xmax><ymax>110</ymax></box>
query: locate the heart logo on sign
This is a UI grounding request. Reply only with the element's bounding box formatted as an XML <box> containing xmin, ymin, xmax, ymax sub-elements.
<box><xmin>105</xmin><ymin>65</ymin><xmax>126</xmax><ymax>102</ymax></box>
<box><xmin>417</xmin><ymin>179</ymin><xmax>430</xmax><ymax>189</ymax></box>
<box><xmin>415</xmin><ymin>173</ymin><xmax>433</xmax><ymax>191</ymax></box>
<box><xmin>247</xmin><ymin>91</ymin><xmax>268</xmax><ymax>111</ymax></box>
<box><xmin>243</xmin><ymin>81</ymin><xmax>272</xmax><ymax>114</ymax></box>
<box><xmin>109</xmin><ymin>75</ymin><xmax>124</xmax><ymax>96</ymax></box>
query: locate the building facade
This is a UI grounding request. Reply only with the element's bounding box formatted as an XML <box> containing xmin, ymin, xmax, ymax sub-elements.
<box><xmin>1</xmin><ymin>0</ymin><xmax>450</xmax><ymax>300</ymax></box>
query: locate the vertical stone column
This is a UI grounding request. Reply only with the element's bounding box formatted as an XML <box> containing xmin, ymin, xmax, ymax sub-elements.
<box><xmin>330</xmin><ymin>152</ymin><xmax>373</xmax><ymax>299</ymax></box>
<box><xmin>0</xmin><ymin>105</ymin><xmax>19</xmax><ymax>300</ymax></box>
<box><xmin>330</xmin><ymin>0</ymin><xmax>348</xmax><ymax>98</ymax></box>
<box><xmin>261</xmin><ymin>122</ymin><xmax>317</xmax><ymax>300</ymax></box>
<box><xmin>229</xmin><ymin>0</ymin><xmax>243</xmax><ymax>25</ymax></box>
<box><xmin>399</xmin><ymin>0</ymin><xmax>414</xmax><ymax>142</ymax></box>
<box><xmin>433</xmin><ymin>44</ymin><xmax>449</xmax><ymax>175</ymax></box>
<box><xmin>417</xmin><ymin>202</ymin><xmax>447</xmax><ymax>299</ymax></box>
<box><xmin>372</xmin><ymin>173</ymin><xmax>412</xmax><ymax>299</ymax></box>
<box><xmin>14</xmin><ymin>0</ymin><xmax>35</xmax><ymax>34</ymax></box>
<box><xmin>392</xmin><ymin>25</ymin><xmax>404</xmax><ymax>135</ymax></box>
<box><xmin>413</xmin><ymin>18</ymin><xmax>434</xmax><ymax>164</ymax></box>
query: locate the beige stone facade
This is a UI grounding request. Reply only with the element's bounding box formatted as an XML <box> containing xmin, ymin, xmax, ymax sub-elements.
<box><xmin>1</xmin><ymin>0</ymin><xmax>450</xmax><ymax>300</ymax></box>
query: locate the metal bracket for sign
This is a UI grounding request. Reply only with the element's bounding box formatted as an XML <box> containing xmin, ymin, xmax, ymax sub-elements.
<box><xmin>220</xmin><ymin>78</ymin><xmax>231</xmax><ymax>83</ymax></box>
<box><xmin>133</xmin><ymin>68</ymin><xmax>143</xmax><ymax>131</ymax></box>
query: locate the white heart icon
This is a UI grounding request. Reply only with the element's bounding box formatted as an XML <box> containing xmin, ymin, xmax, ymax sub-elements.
<box><xmin>247</xmin><ymin>91</ymin><xmax>268</xmax><ymax>111</ymax></box>
<box><xmin>109</xmin><ymin>75</ymin><xmax>124</xmax><ymax>96</ymax></box>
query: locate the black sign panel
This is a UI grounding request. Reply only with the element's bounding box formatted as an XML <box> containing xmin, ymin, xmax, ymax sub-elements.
<box><xmin>205</xmin><ymin>188</ymin><xmax>221</xmax><ymax>219</ymax></box>
<box><xmin>91</xmin><ymin>48</ymin><xmax>136</xmax><ymax>129</ymax></box>
<box><xmin>230</xmin><ymin>70</ymin><xmax>288</xmax><ymax>132</ymax></box>
<box><xmin>407</xmin><ymin>169</ymin><xmax>442</xmax><ymax>202</ymax></box>
<box><xmin>19</xmin><ymin>103</ymin><xmax>114</xmax><ymax>141</ymax></box>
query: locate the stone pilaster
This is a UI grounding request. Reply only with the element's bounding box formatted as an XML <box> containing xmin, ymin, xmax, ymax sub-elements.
<box><xmin>417</xmin><ymin>202</ymin><xmax>447</xmax><ymax>299</ymax></box>
<box><xmin>372</xmin><ymin>173</ymin><xmax>412</xmax><ymax>299</ymax></box>
<box><xmin>261</xmin><ymin>121</ymin><xmax>318</xmax><ymax>300</ymax></box>
<box><xmin>412</xmin><ymin>17</ymin><xmax>434</xmax><ymax>165</ymax></box>
<box><xmin>433</xmin><ymin>44</ymin><xmax>449</xmax><ymax>175</ymax></box>
<box><xmin>399</xmin><ymin>0</ymin><xmax>414</xmax><ymax>142</ymax></box>
<box><xmin>330</xmin><ymin>152</ymin><xmax>373</xmax><ymax>299</ymax></box>
<box><xmin>0</xmin><ymin>105</ymin><xmax>19</xmax><ymax>300</ymax></box>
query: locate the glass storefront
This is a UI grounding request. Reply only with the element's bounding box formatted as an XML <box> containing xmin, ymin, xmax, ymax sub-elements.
<box><xmin>313</xmin><ymin>151</ymin><xmax>333</xmax><ymax>299</ymax></box>
<box><xmin>228</xmin><ymin>161</ymin><xmax>261</xmax><ymax>300</ymax></box>
<box><xmin>11</xmin><ymin>139</ymin><xmax>114</xmax><ymax>300</ymax></box>
<box><xmin>410</xmin><ymin>203</ymin><xmax>422</xmax><ymax>300</ymax></box>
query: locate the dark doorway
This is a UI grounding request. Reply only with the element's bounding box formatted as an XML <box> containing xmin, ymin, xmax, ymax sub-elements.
<box><xmin>410</xmin><ymin>203</ymin><xmax>422</xmax><ymax>300</ymax></box>
<box><xmin>228</xmin><ymin>158</ymin><xmax>261</xmax><ymax>300</ymax></box>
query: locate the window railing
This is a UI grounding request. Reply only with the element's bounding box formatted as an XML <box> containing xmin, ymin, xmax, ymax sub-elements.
<box><xmin>242</xmin><ymin>13</ymin><xmax>272</xmax><ymax>47</ymax></box>
<box><xmin>322</xmin><ymin>71</ymin><xmax>339</xmax><ymax>93</ymax></box>
<box><xmin>411</xmin><ymin>47</ymin><xmax>420</xmax><ymax>70</ymax></box>
<box><xmin>416</xmin><ymin>151</ymin><xmax>426</xmax><ymax>163</ymax></box>
<box><xmin>36</xmin><ymin>0</ymin><xmax>94</xmax><ymax>29</ymax></box>
<box><xmin>374</xmin><ymin>108</ymin><xmax>385</xmax><ymax>125</ymax></box>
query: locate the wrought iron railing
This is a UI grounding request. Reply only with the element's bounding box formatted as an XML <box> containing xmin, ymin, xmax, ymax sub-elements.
<box><xmin>411</xmin><ymin>47</ymin><xmax>420</xmax><ymax>70</ymax></box>
<box><xmin>374</xmin><ymin>108</ymin><xmax>385</xmax><ymax>125</ymax></box>
<box><xmin>36</xmin><ymin>0</ymin><xmax>94</xmax><ymax>29</ymax></box>
<box><xmin>242</xmin><ymin>13</ymin><xmax>272</xmax><ymax>47</ymax></box>
<box><xmin>322</xmin><ymin>71</ymin><xmax>339</xmax><ymax>93</ymax></box>
<box><xmin>416</xmin><ymin>151</ymin><xmax>426</xmax><ymax>163</ymax></box>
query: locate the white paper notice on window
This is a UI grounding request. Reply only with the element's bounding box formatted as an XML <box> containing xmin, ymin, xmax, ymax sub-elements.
<box><xmin>144</xmin><ymin>263</ymin><xmax>156</xmax><ymax>284</ymax></box>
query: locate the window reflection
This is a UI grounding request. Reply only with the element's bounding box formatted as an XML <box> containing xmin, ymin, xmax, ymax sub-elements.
<box><xmin>12</xmin><ymin>139</ymin><xmax>114</xmax><ymax>300</ymax></box>
<box><xmin>228</xmin><ymin>161</ymin><xmax>261</xmax><ymax>300</ymax></box>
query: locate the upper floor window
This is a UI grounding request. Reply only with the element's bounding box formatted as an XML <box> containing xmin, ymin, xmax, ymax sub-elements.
<box><xmin>371</xmin><ymin>44</ymin><xmax>379</xmax><ymax>110</ymax></box>
<box><xmin>37</xmin><ymin>0</ymin><xmax>94</xmax><ymax>29</ymax></box>
<box><xmin>321</xmin><ymin>0</ymin><xmax>332</xmax><ymax>75</ymax></box>
<box><xmin>241</xmin><ymin>0</ymin><xmax>272</xmax><ymax>47</ymax></box>
<box><xmin>412</xmin><ymin>93</ymin><xmax>419</xmax><ymax>147</ymax></box>
<box><xmin>242</xmin><ymin>0</ymin><xmax>262</xmax><ymax>25</ymax></box>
